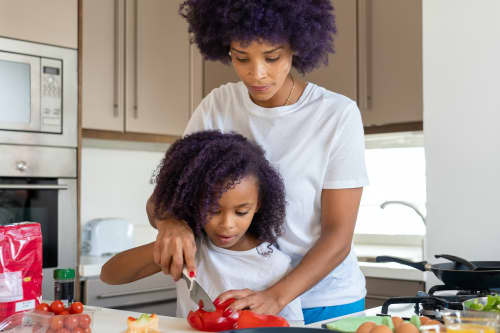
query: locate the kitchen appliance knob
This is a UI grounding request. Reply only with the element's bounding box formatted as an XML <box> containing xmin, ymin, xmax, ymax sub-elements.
<box><xmin>16</xmin><ymin>161</ymin><xmax>28</xmax><ymax>172</ymax></box>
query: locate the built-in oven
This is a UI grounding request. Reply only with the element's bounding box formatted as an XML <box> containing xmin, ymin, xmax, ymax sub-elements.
<box><xmin>0</xmin><ymin>145</ymin><xmax>77</xmax><ymax>300</ymax></box>
<box><xmin>0</xmin><ymin>36</ymin><xmax>77</xmax><ymax>147</ymax></box>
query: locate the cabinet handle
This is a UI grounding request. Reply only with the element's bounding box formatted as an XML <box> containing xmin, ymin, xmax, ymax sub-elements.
<box><xmin>96</xmin><ymin>287</ymin><xmax>174</xmax><ymax>299</ymax></box>
<box><xmin>0</xmin><ymin>184</ymin><xmax>69</xmax><ymax>190</ymax></box>
<box><xmin>133</xmin><ymin>0</ymin><xmax>139</xmax><ymax>119</ymax></box>
<box><xmin>357</xmin><ymin>0</ymin><xmax>372</xmax><ymax>110</ymax></box>
<box><xmin>113</xmin><ymin>0</ymin><xmax>120</xmax><ymax>117</ymax></box>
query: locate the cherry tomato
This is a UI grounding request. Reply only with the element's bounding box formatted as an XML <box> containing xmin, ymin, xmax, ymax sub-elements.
<box><xmin>50</xmin><ymin>316</ymin><xmax>64</xmax><ymax>330</ymax></box>
<box><xmin>50</xmin><ymin>300</ymin><xmax>65</xmax><ymax>314</ymax></box>
<box><xmin>81</xmin><ymin>328</ymin><xmax>92</xmax><ymax>333</ymax></box>
<box><xmin>55</xmin><ymin>328</ymin><xmax>70</xmax><ymax>333</ymax></box>
<box><xmin>70</xmin><ymin>302</ymin><xmax>84</xmax><ymax>314</ymax></box>
<box><xmin>64</xmin><ymin>315</ymin><xmax>79</xmax><ymax>329</ymax></box>
<box><xmin>78</xmin><ymin>314</ymin><xmax>91</xmax><ymax>328</ymax></box>
<box><xmin>35</xmin><ymin>303</ymin><xmax>50</xmax><ymax>312</ymax></box>
<box><xmin>59</xmin><ymin>310</ymin><xmax>70</xmax><ymax>315</ymax></box>
<box><xmin>73</xmin><ymin>328</ymin><xmax>84</xmax><ymax>333</ymax></box>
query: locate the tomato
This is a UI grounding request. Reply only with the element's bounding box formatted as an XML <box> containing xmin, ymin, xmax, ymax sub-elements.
<box><xmin>59</xmin><ymin>310</ymin><xmax>70</xmax><ymax>315</ymax></box>
<box><xmin>78</xmin><ymin>314</ymin><xmax>91</xmax><ymax>328</ymax></box>
<box><xmin>35</xmin><ymin>303</ymin><xmax>50</xmax><ymax>312</ymax></box>
<box><xmin>73</xmin><ymin>328</ymin><xmax>84</xmax><ymax>333</ymax></box>
<box><xmin>50</xmin><ymin>300</ymin><xmax>65</xmax><ymax>314</ymax></box>
<box><xmin>81</xmin><ymin>328</ymin><xmax>92</xmax><ymax>333</ymax></box>
<box><xmin>50</xmin><ymin>316</ymin><xmax>64</xmax><ymax>330</ymax></box>
<box><xmin>64</xmin><ymin>315</ymin><xmax>79</xmax><ymax>329</ymax></box>
<box><xmin>55</xmin><ymin>328</ymin><xmax>70</xmax><ymax>333</ymax></box>
<box><xmin>236</xmin><ymin>310</ymin><xmax>289</xmax><ymax>329</ymax></box>
<box><xmin>70</xmin><ymin>302</ymin><xmax>84</xmax><ymax>314</ymax></box>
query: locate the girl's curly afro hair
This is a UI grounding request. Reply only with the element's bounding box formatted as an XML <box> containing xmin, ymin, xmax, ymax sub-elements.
<box><xmin>179</xmin><ymin>0</ymin><xmax>336</xmax><ymax>74</ymax></box>
<box><xmin>152</xmin><ymin>130</ymin><xmax>286</xmax><ymax>246</ymax></box>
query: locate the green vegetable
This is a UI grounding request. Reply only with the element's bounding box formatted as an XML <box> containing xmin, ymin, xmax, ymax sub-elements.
<box><xmin>465</xmin><ymin>294</ymin><xmax>500</xmax><ymax>312</ymax></box>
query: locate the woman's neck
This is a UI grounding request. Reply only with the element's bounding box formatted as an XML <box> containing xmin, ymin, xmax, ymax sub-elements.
<box><xmin>250</xmin><ymin>77</ymin><xmax>307</xmax><ymax>108</ymax></box>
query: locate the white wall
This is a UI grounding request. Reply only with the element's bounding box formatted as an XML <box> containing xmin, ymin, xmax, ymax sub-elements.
<box><xmin>423</xmin><ymin>1</ymin><xmax>500</xmax><ymax>286</ymax></box>
<box><xmin>81</xmin><ymin>140</ymin><xmax>169</xmax><ymax>245</ymax></box>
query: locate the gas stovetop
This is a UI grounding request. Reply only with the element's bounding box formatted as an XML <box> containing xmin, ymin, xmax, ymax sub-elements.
<box><xmin>380</xmin><ymin>285</ymin><xmax>495</xmax><ymax>320</ymax></box>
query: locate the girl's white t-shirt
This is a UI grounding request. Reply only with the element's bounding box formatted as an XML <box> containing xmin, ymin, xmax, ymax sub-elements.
<box><xmin>175</xmin><ymin>238</ymin><xmax>304</xmax><ymax>322</ymax></box>
<box><xmin>184</xmin><ymin>81</ymin><xmax>369</xmax><ymax>308</ymax></box>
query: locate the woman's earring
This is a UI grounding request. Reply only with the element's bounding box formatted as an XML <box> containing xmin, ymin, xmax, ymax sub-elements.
<box><xmin>228</xmin><ymin>51</ymin><xmax>232</xmax><ymax>56</ymax></box>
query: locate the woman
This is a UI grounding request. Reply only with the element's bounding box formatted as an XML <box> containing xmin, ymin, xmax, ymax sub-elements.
<box><xmin>147</xmin><ymin>0</ymin><xmax>369</xmax><ymax>325</ymax></box>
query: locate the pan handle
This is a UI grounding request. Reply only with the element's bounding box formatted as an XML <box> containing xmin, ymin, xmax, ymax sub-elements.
<box><xmin>376</xmin><ymin>256</ymin><xmax>429</xmax><ymax>271</ymax></box>
<box><xmin>434</xmin><ymin>254</ymin><xmax>477</xmax><ymax>270</ymax></box>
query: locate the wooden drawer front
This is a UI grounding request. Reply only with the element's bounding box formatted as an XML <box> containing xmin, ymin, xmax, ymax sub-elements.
<box><xmin>366</xmin><ymin>296</ymin><xmax>389</xmax><ymax>309</ymax></box>
<box><xmin>366</xmin><ymin>277</ymin><xmax>425</xmax><ymax>298</ymax></box>
<box><xmin>84</xmin><ymin>273</ymin><xmax>176</xmax><ymax>308</ymax></box>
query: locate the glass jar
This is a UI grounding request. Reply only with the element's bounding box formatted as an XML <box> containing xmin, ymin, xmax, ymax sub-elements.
<box><xmin>53</xmin><ymin>268</ymin><xmax>75</xmax><ymax>307</ymax></box>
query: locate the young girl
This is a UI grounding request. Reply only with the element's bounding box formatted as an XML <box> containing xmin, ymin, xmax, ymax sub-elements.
<box><xmin>100</xmin><ymin>130</ymin><xmax>303</xmax><ymax>322</ymax></box>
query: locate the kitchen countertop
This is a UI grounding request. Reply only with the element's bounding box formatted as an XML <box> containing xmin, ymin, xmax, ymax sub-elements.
<box><xmin>83</xmin><ymin>304</ymin><xmax>414</xmax><ymax>332</ymax></box>
<box><xmin>77</xmin><ymin>306</ymin><xmax>306</xmax><ymax>332</ymax></box>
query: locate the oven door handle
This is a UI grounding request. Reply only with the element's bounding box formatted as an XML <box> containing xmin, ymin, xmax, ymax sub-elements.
<box><xmin>96</xmin><ymin>287</ymin><xmax>174</xmax><ymax>299</ymax></box>
<box><xmin>0</xmin><ymin>184</ymin><xmax>69</xmax><ymax>190</ymax></box>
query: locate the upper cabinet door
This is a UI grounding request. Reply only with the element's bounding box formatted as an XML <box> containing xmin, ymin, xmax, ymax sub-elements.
<box><xmin>300</xmin><ymin>0</ymin><xmax>357</xmax><ymax>102</ymax></box>
<box><xmin>0</xmin><ymin>0</ymin><xmax>77</xmax><ymax>49</ymax></box>
<box><xmin>82</xmin><ymin>0</ymin><xmax>125</xmax><ymax>132</ymax></box>
<box><xmin>125</xmin><ymin>0</ymin><xmax>190</xmax><ymax>136</ymax></box>
<box><xmin>359</xmin><ymin>0</ymin><xmax>422</xmax><ymax>126</ymax></box>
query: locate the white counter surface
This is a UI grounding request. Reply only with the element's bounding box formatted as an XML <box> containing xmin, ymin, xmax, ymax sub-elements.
<box><xmin>81</xmin><ymin>306</ymin><xmax>307</xmax><ymax>333</ymax></box>
<box><xmin>82</xmin><ymin>304</ymin><xmax>413</xmax><ymax>332</ymax></box>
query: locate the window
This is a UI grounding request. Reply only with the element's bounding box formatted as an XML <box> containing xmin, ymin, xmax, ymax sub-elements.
<box><xmin>356</xmin><ymin>132</ymin><xmax>426</xmax><ymax>236</ymax></box>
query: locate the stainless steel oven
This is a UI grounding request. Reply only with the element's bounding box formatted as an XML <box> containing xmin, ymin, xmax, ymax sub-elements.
<box><xmin>0</xmin><ymin>145</ymin><xmax>77</xmax><ymax>300</ymax></box>
<box><xmin>0</xmin><ymin>37</ymin><xmax>77</xmax><ymax>147</ymax></box>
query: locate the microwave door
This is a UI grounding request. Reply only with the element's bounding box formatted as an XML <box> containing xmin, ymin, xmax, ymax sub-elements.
<box><xmin>0</xmin><ymin>51</ymin><xmax>40</xmax><ymax>132</ymax></box>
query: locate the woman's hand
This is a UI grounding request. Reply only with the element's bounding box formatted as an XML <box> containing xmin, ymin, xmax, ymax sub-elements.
<box><xmin>153</xmin><ymin>217</ymin><xmax>197</xmax><ymax>281</ymax></box>
<box><xmin>215</xmin><ymin>288</ymin><xmax>285</xmax><ymax>316</ymax></box>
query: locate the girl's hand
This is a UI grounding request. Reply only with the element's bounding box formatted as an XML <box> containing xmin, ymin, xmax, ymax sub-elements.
<box><xmin>153</xmin><ymin>217</ymin><xmax>197</xmax><ymax>281</ymax></box>
<box><xmin>215</xmin><ymin>288</ymin><xmax>285</xmax><ymax>316</ymax></box>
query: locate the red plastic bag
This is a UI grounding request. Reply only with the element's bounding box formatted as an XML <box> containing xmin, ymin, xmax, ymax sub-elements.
<box><xmin>0</xmin><ymin>222</ymin><xmax>43</xmax><ymax>322</ymax></box>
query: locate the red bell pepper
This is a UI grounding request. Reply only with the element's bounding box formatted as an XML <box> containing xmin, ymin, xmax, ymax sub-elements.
<box><xmin>236</xmin><ymin>310</ymin><xmax>290</xmax><ymax>329</ymax></box>
<box><xmin>187</xmin><ymin>298</ymin><xmax>289</xmax><ymax>332</ymax></box>
<box><xmin>187</xmin><ymin>298</ymin><xmax>238</xmax><ymax>332</ymax></box>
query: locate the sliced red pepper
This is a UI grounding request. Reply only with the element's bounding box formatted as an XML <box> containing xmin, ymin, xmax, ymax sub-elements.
<box><xmin>186</xmin><ymin>298</ymin><xmax>289</xmax><ymax>331</ymax></box>
<box><xmin>187</xmin><ymin>298</ymin><xmax>238</xmax><ymax>332</ymax></box>
<box><xmin>236</xmin><ymin>310</ymin><xmax>289</xmax><ymax>329</ymax></box>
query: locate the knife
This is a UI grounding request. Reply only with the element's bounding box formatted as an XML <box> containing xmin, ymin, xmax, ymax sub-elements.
<box><xmin>181</xmin><ymin>268</ymin><xmax>216</xmax><ymax>312</ymax></box>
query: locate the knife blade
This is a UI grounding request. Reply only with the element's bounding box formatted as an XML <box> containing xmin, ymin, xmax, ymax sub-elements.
<box><xmin>181</xmin><ymin>268</ymin><xmax>216</xmax><ymax>312</ymax></box>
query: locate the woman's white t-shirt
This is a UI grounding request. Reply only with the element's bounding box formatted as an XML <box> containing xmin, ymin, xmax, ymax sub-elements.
<box><xmin>183</xmin><ymin>81</ymin><xmax>369</xmax><ymax>308</ymax></box>
<box><xmin>175</xmin><ymin>238</ymin><xmax>304</xmax><ymax>322</ymax></box>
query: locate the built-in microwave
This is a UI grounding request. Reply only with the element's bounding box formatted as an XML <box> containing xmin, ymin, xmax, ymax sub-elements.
<box><xmin>0</xmin><ymin>37</ymin><xmax>77</xmax><ymax>148</ymax></box>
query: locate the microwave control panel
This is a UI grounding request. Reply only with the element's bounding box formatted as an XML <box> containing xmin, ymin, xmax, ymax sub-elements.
<box><xmin>40</xmin><ymin>58</ymin><xmax>62</xmax><ymax>133</ymax></box>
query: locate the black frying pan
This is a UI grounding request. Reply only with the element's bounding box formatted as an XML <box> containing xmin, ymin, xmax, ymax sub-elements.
<box><xmin>376</xmin><ymin>255</ymin><xmax>500</xmax><ymax>289</ymax></box>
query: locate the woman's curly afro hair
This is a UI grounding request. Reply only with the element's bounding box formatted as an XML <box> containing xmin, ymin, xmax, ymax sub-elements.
<box><xmin>153</xmin><ymin>130</ymin><xmax>286</xmax><ymax>246</ymax></box>
<box><xmin>179</xmin><ymin>0</ymin><xmax>336</xmax><ymax>74</ymax></box>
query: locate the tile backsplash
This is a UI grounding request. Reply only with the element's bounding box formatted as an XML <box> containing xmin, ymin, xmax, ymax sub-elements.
<box><xmin>81</xmin><ymin>140</ymin><xmax>169</xmax><ymax>236</ymax></box>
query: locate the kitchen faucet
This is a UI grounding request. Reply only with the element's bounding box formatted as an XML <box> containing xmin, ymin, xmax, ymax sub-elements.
<box><xmin>380</xmin><ymin>200</ymin><xmax>426</xmax><ymax>226</ymax></box>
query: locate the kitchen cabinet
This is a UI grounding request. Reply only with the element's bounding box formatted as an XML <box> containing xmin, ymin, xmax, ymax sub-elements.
<box><xmin>82</xmin><ymin>0</ymin><xmax>198</xmax><ymax>137</ymax></box>
<box><xmin>365</xmin><ymin>277</ymin><xmax>425</xmax><ymax>308</ymax></box>
<box><xmin>203</xmin><ymin>0</ymin><xmax>422</xmax><ymax>131</ymax></box>
<box><xmin>0</xmin><ymin>0</ymin><xmax>77</xmax><ymax>49</ymax></box>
